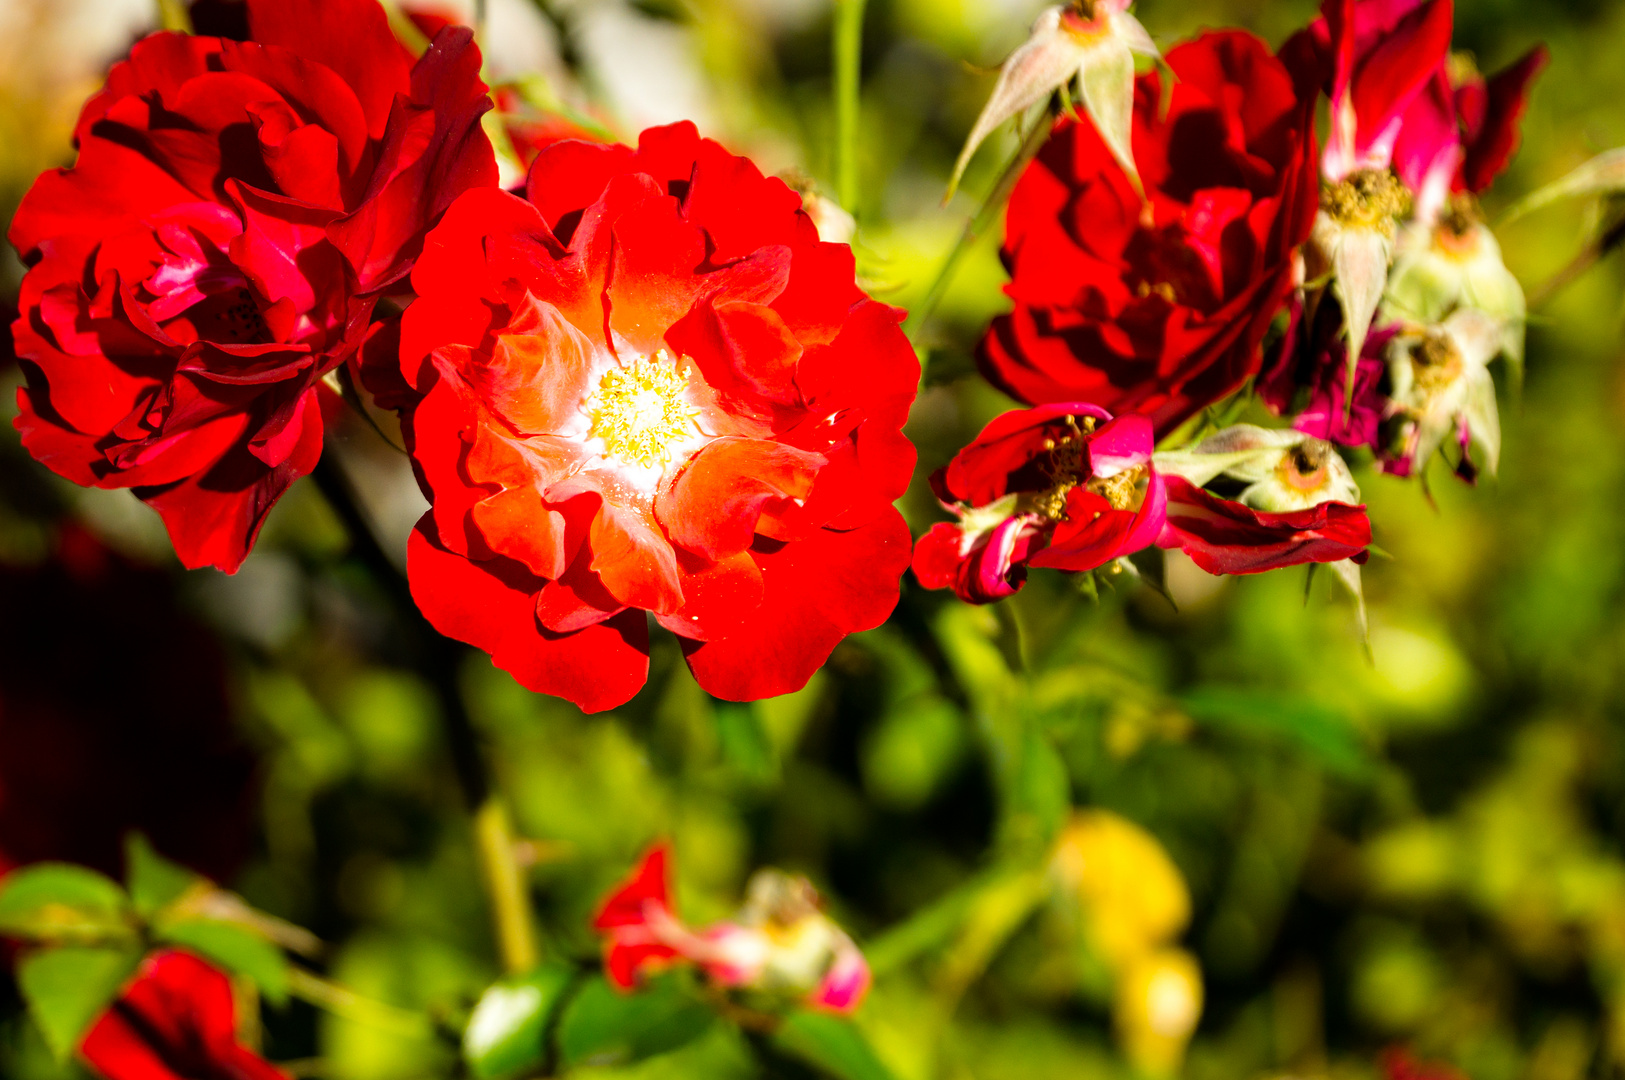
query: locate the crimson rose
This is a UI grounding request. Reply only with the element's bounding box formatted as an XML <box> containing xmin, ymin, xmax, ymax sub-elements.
<box><xmin>9</xmin><ymin>0</ymin><xmax>496</xmax><ymax>571</ymax></box>
<box><xmin>1156</xmin><ymin>476</ymin><xmax>1371</xmax><ymax>575</ymax></box>
<box><xmin>978</xmin><ymin>31</ymin><xmax>1319</xmax><ymax>434</ymax></box>
<box><xmin>400</xmin><ymin>122</ymin><xmax>917</xmax><ymax>712</ymax></box>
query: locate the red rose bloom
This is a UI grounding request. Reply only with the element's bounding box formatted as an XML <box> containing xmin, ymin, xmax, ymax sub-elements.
<box><xmin>1155</xmin><ymin>475</ymin><xmax>1371</xmax><ymax>575</ymax></box>
<box><xmin>912</xmin><ymin>404</ymin><xmax>1166</xmax><ymax>605</ymax></box>
<box><xmin>80</xmin><ymin>950</ymin><xmax>286</xmax><ymax>1080</ymax></box>
<box><xmin>978</xmin><ymin>30</ymin><xmax>1319</xmax><ymax>434</ymax></box>
<box><xmin>400</xmin><ymin>122</ymin><xmax>917</xmax><ymax>712</ymax></box>
<box><xmin>10</xmin><ymin>0</ymin><xmax>497</xmax><ymax>572</ymax></box>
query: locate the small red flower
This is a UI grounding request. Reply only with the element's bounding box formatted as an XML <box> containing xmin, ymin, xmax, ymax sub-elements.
<box><xmin>1155</xmin><ymin>475</ymin><xmax>1371</xmax><ymax>575</ymax></box>
<box><xmin>399</xmin><ymin>122</ymin><xmax>917</xmax><ymax>712</ymax></box>
<box><xmin>978</xmin><ymin>30</ymin><xmax>1318</xmax><ymax>434</ymax></box>
<box><xmin>80</xmin><ymin>950</ymin><xmax>286</xmax><ymax>1080</ymax></box>
<box><xmin>594</xmin><ymin>845</ymin><xmax>871</xmax><ymax>1012</ymax></box>
<box><xmin>1382</xmin><ymin>1047</ymin><xmax>1469</xmax><ymax>1080</ymax></box>
<box><xmin>913</xmin><ymin>403</ymin><xmax>1165</xmax><ymax>604</ymax></box>
<box><xmin>10</xmin><ymin>0</ymin><xmax>497</xmax><ymax>572</ymax></box>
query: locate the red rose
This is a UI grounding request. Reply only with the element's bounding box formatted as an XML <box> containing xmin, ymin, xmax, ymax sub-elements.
<box><xmin>400</xmin><ymin>122</ymin><xmax>917</xmax><ymax>712</ymax></box>
<box><xmin>0</xmin><ymin>527</ymin><xmax>257</xmax><ymax>884</ymax></box>
<box><xmin>912</xmin><ymin>403</ymin><xmax>1166</xmax><ymax>605</ymax></box>
<box><xmin>9</xmin><ymin>0</ymin><xmax>497</xmax><ymax>572</ymax></box>
<box><xmin>978</xmin><ymin>30</ymin><xmax>1318</xmax><ymax>435</ymax></box>
<box><xmin>80</xmin><ymin>950</ymin><xmax>286</xmax><ymax>1080</ymax></box>
<box><xmin>1155</xmin><ymin>475</ymin><xmax>1371</xmax><ymax>575</ymax></box>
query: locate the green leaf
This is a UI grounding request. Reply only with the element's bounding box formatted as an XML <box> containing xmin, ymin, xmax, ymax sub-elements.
<box><xmin>555</xmin><ymin>973</ymin><xmax>714</xmax><ymax>1069</ymax></box>
<box><xmin>716</xmin><ymin>704</ymin><xmax>776</xmax><ymax>784</ymax></box>
<box><xmin>771</xmin><ymin>1010</ymin><xmax>898</xmax><ymax>1080</ymax></box>
<box><xmin>125</xmin><ymin>835</ymin><xmax>202</xmax><ymax>919</ymax></box>
<box><xmin>0</xmin><ymin>865</ymin><xmax>133</xmax><ymax>944</ymax></box>
<box><xmin>17</xmin><ymin>946</ymin><xmax>142</xmax><ymax>1059</ymax></box>
<box><xmin>154</xmin><ymin>919</ymin><xmax>289</xmax><ymax>1006</ymax></box>
<box><xmin>1180</xmin><ymin>687</ymin><xmax>1373</xmax><ymax>779</ymax></box>
<box><xmin>463</xmin><ymin>964</ymin><xmax>574</xmax><ymax>1080</ymax></box>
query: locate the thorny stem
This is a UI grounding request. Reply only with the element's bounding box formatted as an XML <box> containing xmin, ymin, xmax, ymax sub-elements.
<box><xmin>310</xmin><ymin>452</ymin><xmax>540</xmax><ymax>975</ymax></box>
<box><xmin>832</xmin><ymin>0</ymin><xmax>867</xmax><ymax>213</ymax></box>
<box><xmin>903</xmin><ymin>109</ymin><xmax>1054</xmax><ymax>351</ymax></box>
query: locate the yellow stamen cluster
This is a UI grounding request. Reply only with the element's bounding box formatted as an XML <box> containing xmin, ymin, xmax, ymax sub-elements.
<box><xmin>587</xmin><ymin>350</ymin><xmax>700</xmax><ymax>470</ymax></box>
<box><xmin>1321</xmin><ymin>168</ymin><xmax>1411</xmax><ymax>235</ymax></box>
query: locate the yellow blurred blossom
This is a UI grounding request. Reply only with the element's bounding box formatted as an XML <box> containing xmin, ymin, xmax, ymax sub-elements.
<box><xmin>1050</xmin><ymin>809</ymin><xmax>1192</xmax><ymax>969</ymax></box>
<box><xmin>1114</xmin><ymin>948</ymin><xmax>1204</xmax><ymax>1076</ymax></box>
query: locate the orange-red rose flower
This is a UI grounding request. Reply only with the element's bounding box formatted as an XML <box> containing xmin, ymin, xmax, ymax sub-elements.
<box><xmin>399</xmin><ymin>123</ymin><xmax>917</xmax><ymax>711</ymax></box>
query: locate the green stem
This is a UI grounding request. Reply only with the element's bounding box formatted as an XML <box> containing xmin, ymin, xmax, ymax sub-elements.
<box><xmin>475</xmin><ymin>798</ymin><xmax>540</xmax><ymax>975</ymax></box>
<box><xmin>310</xmin><ymin>452</ymin><xmax>540</xmax><ymax>976</ymax></box>
<box><xmin>903</xmin><ymin>111</ymin><xmax>1054</xmax><ymax>348</ymax></box>
<box><xmin>832</xmin><ymin>0</ymin><xmax>867</xmax><ymax>212</ymax></box>
<box><xmin>286</xmin><ymin>967</ymin><xmax>433</xmax><ymax>1039</ymax></box>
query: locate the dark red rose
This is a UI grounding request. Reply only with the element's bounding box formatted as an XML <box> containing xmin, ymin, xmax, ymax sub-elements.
<box><xmin>912</xmin><ymin>404</ymin><xmax>1165</xmax><ymax>605</ymax></box>
<box><xmin>1454</xmin><ymin>45</ymin><xmax>1547</xmax><ymax>195</ymax></box>
<box><xmin>978</xmin><ymin>30</ymin><xmax>1318</xmax><ymax>435</ymax></box>
<box><xmin>1259</xmin><ymin>299</ymin><xmax>1394</xmax><ymax>450</ymax></box>
<box><xmin>1155</xmin><ymin>475</ymin><xmax>1371</xmax><ymax>575</ymax></box>
<box><xmin>0</xmin><ymin>528</ymin><xmax>257</xmax><ymax>884</ymax></box>
<box><xmin>399</xmin><ymin>122</ymin><xmax>917</xmax><ymax>712</ymax></box>
<box><xmin>9</xmin><ymin>0</ymin><xmax>497</xmax><ymax>572</ymax></box>
<box><xmin>80</xmin><ymin>950</ymin><xmax>286</xmax><ymax>1080</ymax></box>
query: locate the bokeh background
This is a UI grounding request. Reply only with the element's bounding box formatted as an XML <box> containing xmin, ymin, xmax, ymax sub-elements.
<box><xmin>1</xmin><ymin>0</ymin><xmax>1623</xmax><ymax>1078</ymax></box>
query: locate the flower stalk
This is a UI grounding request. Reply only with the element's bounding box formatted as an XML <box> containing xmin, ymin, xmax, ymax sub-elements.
<box><xmin>833</xmin><ymin>0</ymin><xmax>868</xmax><ymax>211</ymax></box>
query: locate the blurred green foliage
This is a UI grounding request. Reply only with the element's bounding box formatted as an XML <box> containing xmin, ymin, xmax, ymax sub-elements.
<box><xmin>2</xmin><ymin>0</ymin><xmax>1625</xmax><ymax>1078</ymax></box>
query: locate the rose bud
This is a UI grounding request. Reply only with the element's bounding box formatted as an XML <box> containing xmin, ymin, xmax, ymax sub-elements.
<box><xmin>912</xmin><ymin>404</ymin><xmax>1166</xmax><ymax>605</ymax></box>
<box><xmin>594</xmin><ymin>845</ymin><xmax>871</xmax><ymax>1013</ymax></box>
<box><xmin>947</xmin><ymin>0</ymin><xmax>1158</xmax><ymax>200</ymax></box>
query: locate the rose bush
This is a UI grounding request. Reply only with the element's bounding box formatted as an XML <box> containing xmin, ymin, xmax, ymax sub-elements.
<box><xmin>978</xmin><ymin>30</ymin><xmax>1319</xmax><ymax>433</ymax></box>
<box><xmin>398</xmin><ymin>122</ymin><xmax>917</xmax><ymax>712</ymax></box>
<box><xmin>9</xmin><ymin>0</ymin><xmax>495</xmax><ymax>571</ymax></box>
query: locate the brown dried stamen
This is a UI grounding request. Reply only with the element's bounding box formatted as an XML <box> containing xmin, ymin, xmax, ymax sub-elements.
<box><xmin>1413</xmin><ymin>332</ymin><xmax>1464</xmax><ymax>393</ymax></box>
<box><xmin>1322</xmin><ymin>168</ymin><xmax>1411</xmax><ymax>235</ymax></box>
<box><xmin>1027</xmin><ymin>414</ymin><xmax>1096</xmax><ymax>520</ymax></box>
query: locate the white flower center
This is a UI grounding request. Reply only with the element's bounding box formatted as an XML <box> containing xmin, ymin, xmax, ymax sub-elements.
<box><xmin>586</xmin><ymin>349</ymin><xmax>701</xmax><ymax>471</ymax></box>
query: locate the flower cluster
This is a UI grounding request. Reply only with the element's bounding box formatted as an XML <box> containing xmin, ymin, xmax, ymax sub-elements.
<box><xmin>593</xmin><ymin>845</ymin><xmax>871</xmax><ymax>1012</ymax></box>
<box><xmin>1262</xmin><ymin>0</ymin><xmax>1544</xmax><ymax>481</ymax></box>
<box><xmin>6</xmin><ymin>0</ymin><xmax>1541</xmax><ymax>709</ymax></box>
